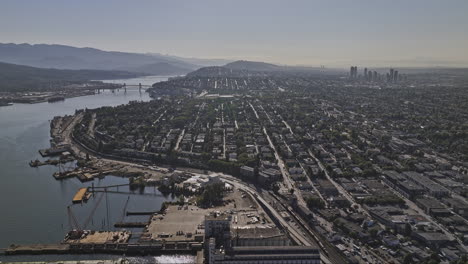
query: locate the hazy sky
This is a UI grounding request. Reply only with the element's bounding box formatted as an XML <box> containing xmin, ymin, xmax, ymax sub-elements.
<box><xmin>1</xmin><ymin>0</ymin><xmax>468</xmax><ymax>67</ymax></box>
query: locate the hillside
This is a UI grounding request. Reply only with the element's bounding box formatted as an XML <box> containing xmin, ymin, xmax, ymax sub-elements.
<box><xmin>223</xmin><ymin>60</ymin><xmax>343</xmax><ymax>75</ymax></box>
<box><xmin>185</xmin><ymin>66</ymin><xmax>265</xmax><ymax>78</ymax></box>
<box><xmin>0</xmin><ymin>62</ymin><xmax>138</xmax><ymax>92</ymax></box>
<box><xmin>162</xmin><ymin>54</ymin><xmax>233</xmax><ymax>67</ymax></box>
<box><xmin>0</xmin><ymin>43</ymin><xmax>199</xmax><ymax>75</ymax></box>
<box><xmin>224</xmin><ymin>60</ymin><xmax>281</xmax><ymax>72</ymax></box>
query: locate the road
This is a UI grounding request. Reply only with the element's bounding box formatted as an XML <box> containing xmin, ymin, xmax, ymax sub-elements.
<box><xmin>174</xmin><ymin>129</ymin><xmax>185</xmax><ymax>151</ymax></box>
<box><xmin>259</xmin><ymin>104</ymin><xmax>274</xmax><ymax>125</ymax></box>
<box><xmin>249</xmin><ymin>102</ymin><xmax>293</xmax><ymax>191</ymax></box>
<box><xmin>142</xmin><ymin>109</ymin><xmax>166</xmax><ymax>151</ymax></box>
<box><xmin>263</xmin><ymin>127</ymin><xmax>293</xmax><ymax>190</ymax></box>
<box><xmin>220</xmin><ymin>103</ymin><xmax>226</xmax><ymax>159</ymax></box>
<box><xmin>87</xmin><ymin>113</ymin><xmax>97</xmax><ymax>137</ymax></box>
<box><xmin>248</xmin><ymin>102</ymin><xmax>260</xmax><ymax>119</ymax></box>
<box><xmin>277</xmin><ymin>128</ymin><xmax>329</xmax><ymax>208</ymax></box>
<box><xmin>60</xmin><ymin>113</ymin><xmax>86</xmax><ymax>158</ymax></box>
<box><xmin>307</xmin><ymin>149</ymin><xmax>372</xmax><ymax>219</ymax></box>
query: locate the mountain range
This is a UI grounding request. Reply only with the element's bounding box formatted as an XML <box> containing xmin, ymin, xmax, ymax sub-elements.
<box><xmin>0</xmin><ymin>43</ymin><xmax>206</xmax><ymax>75</ymax></box>
<box><xmin>0</xmin><ymin>61</ymin><xmax>137</xmax><ymax>92</ymax></box>
<box><xmin>0</xmin><ymin>43</ymin><xmax>340</xmax><ymax>77</ymax></box>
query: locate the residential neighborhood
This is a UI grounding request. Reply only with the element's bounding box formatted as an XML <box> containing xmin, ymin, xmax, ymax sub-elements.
<box><xmin>68</xmin><ymin>67</ymin><xmax>468</xmax><ymax>264</ymax></box>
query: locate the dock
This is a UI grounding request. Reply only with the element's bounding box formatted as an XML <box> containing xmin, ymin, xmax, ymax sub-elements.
<box><xmin>53</xmin><ymin>171</ymin><xmax>78</xmax><ymax>180</ymax></box>
<box><xmin>126</xmin><ymin>211</ymin><xmax>157</xmax><ymax>216</ymax></box>
<box><xmin>5</xmin><ymin>243</ymin><xmax>203</xmax><ymax>255</ymax></box>
<box><xmin>72</xmin><ymin>188</ymin><xmax>90</xmax><ymax>203</ymax></box>
<box><xmin>29</xmin><ymin>157</ymin><xmax>75</xmax><ymax>167</ymax></box>
<box><xmin>53</xmin><ymin>168</ymin><xmax>116</xmax><ymax>182</ymax></box>
<box><xmin>77</xmin><ymin>172</ymin><xmax>95</xmax><ymax>182</ymax></box>
<box><xmin>6</xmin><ymin>244</ymin><xmax>70</xmax><ymax>255</ymax></box>
<box><xmin>114</xmin><ymin>222</ymin><xmax>149</xmax><ymax>228</ymax></box>
<box><xmin>38</xmin><ymin>145</ymin><xmax>70</xmax><ymax>157</ymax></box>
<box><xmin>5</xmin><ymin>230</ymin><xmax>203</xmax><ymax>257</ymax></box>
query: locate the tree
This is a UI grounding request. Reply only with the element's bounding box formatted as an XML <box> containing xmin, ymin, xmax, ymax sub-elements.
<box><xmin>404</xmin><ymin>223</ymin><xmax>412</xmax><ymax>237</ymax></box>
<box><xmin>272</xmin><ymin>183</ymin><xmax>280</xmax><ymax>194</ymax></box>
<box><xmin>159</xmin><ymin>202</ymin><xmax>168</xmax><ymax>213</ymax></box>
<box><xmin>403</xmin><ymin>253</ymin><xmax>414</xmax><ymax>264</ymax></box>
<box><xmin>174</xmin><ymin>194</ymin><xmax>185</xmax><ymax>204</ymax></box>
<box><xmin>306</xmin><ymin>197</ymin><xmax>325</xmax><ymax>210</ymax></box>
<box><xmin>427</xmin><ymin>252</ymin><xmax>440</xmax><ymax>264</ymax></box>
<box><xmin>197</xmin><ymin>182</ymin><xmax>225</xmax><ymax>207</ymax></box>
<box><xmin>452</xmin><ymin>255</ymin><xmax>468</xmax><ymax>264</ymax></box>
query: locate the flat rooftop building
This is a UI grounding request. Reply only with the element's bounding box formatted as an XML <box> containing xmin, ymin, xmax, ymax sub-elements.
<box><xmin>231</xmin><ymin>227</ymin><xmax>290</xmax><ymax>247</ymax></box>
<box><xmin>208</xmin><ymin>238</ymin><xmax>321</xmax><ymax>264</ymax></box>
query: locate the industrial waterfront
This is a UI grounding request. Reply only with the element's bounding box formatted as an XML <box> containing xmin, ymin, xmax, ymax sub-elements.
<box><xmin>0</xmin><ymin>76</ymin><xmax>189</xmax><ymax>262</ymax></box>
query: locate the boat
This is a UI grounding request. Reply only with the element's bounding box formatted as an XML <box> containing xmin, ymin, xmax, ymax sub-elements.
<box><xmin>0</xmin><ymin>101</ymin><xmax>13</xmax><ymax>107</ymax></box>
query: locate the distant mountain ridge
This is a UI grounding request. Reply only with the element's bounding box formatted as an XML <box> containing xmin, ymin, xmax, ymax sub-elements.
<box><xmin>0</xmin><ymin>61</ymin><xmax>137</xmax><ymax>92</ymax></box>
<box><xmin>186</xmin><ymin>60</ymin><xmax>284</xmax><ymax>77</ymax></box>
<box><xmin>118</xmin><ymin>62</ymin><xmax>192</xmax><ymax>76</ymax></box>
<box><xmin>0</xmin><ymin>43</ymin><xmax>199</xmax><ymax>75</ymax></box>
<box><xmin>186</xmin><ymin>66</ymin><xmax>267</xmax><ymax>78</ymax></box>
<box><xmin>148</xmin><ymin>53</ymin><xmax>233</xmax><ymax>67</ymax></box>
<box><xmin>222</xmin><ymin>60</ymin><xmax>341</xmax><ymax>75</ymax></box>
<box><xmin>185</xmin><ymin>60</ymin><xmax>344</xmax><ymax>78</ymax></box>
<box><xmin>0</xmin><ymin>43</ymin><xmax>346</xmax><ymax>78</ymax></box>
<box><xmin>224</xmin><ymin>60</ymin><xmax>282</xmax><ymax>71</ymax></box>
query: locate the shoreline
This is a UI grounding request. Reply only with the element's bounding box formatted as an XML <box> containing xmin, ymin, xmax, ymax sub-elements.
<box><xmin>3</xmin><ymin>113</ymin><xmax>335</xmax><ymax>263</ymax></box>
<box><xmin>9</xmin><ymin>90</ymin><xmax>96</xmax><ymax>104</ymax></box>
<box><xmin>0</xmin><ymin>74</ymin><xmax>170</xmax><ymax>106</ymax></box>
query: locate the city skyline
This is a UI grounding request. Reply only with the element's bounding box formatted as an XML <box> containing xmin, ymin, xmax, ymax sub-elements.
<box><xmin>1</xmin><ymin>0</ymin><xmax>468</xmax><ymax>67</ymax></box>
<box><xmin>2</xmin><ymin>1</ymin><xmax>468</xmax><ymax>263</ymax></box>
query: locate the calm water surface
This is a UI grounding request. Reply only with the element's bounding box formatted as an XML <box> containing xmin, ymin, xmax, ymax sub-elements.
<box><xmin>0</xmin><ymin>76</ymin><xmax>190</xmax><ymax>262</ymax></box>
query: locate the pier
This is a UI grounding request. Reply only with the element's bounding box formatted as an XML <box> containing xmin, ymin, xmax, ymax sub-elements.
<box><xmin>114</xmin><ymin>221</ymin><xmax>148</xmax><ymax>228</ymax></box>
<box><xmin>5</xmin><ymin>242</ymin><xmax>202</xmax><ymax>256</ymax></box>
<box><xmin>38</xmin><ymin>145</ymin><xmax>70</xmax><ymax>157</ymax></box>
<box><xmin>126</xmin><ymin>211</ymin><xmax>157</xmax><ymax>216</ymax></box>
<box><xmin>53</xmin><ymin>171</ymin><xmax>78</xmax><ymax>180</ymax></box>
<box><xmin>6</xmin><ymin>244</ymin><xmax>70</xmax><ymax>255</ymax></box>
<box><xmin>53</xmin><ymin>168</ymin><xmax>117</xmax><ymax>182</ymax></box>
<box><xmin>29</xmin><ymin>157</ymin><xmax>75</xmax><ymax>167</ymax></box>
<box><xmin>72</xmin><ymin>187</ymin><xmax>91</xmax><ymax>203</ymax></box>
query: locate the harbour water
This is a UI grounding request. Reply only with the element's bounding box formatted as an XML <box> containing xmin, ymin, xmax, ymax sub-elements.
<box><xmin>0</xmin><ymin>76</ymin><xmax>193</xmax><ymax>262</ymax></box>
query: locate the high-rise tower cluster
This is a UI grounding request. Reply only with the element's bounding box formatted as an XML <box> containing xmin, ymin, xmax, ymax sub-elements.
<box><xmin>387</xmin><ymin>68</ymin><xmax>399</xmax><ymax>83</ymax></box>
<box><xmin>349</xmin><ymin>65</ymin><xmax>404</xmax><ymax>83</ymax></box>
<box><xmin>363</xmin><ymin>68</ymin><xmax>377</xmax><ymax>82</ymax></box>
<box><xmin>349</xmin><ymin>66</ymin><xmax>358</xmax><ymax>79</ymax></box>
